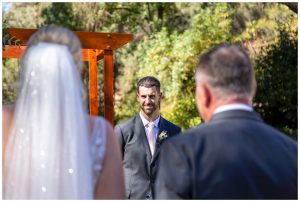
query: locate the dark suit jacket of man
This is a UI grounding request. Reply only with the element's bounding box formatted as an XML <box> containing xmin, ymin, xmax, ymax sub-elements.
<box><xmin>155</xmin><ymin>110</ymin><xmax>297</xmax><ymax>199</ymax></box>
<box><xmin>114</xmin><ymin>114</ymin><xmax>181</xmax><ymax>199</ymax></box>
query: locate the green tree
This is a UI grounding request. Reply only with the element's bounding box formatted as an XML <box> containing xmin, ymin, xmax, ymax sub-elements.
<box><xmin>72</xmin><ymin>3</ymin><xmax>108</xmax><ymax>32</ymax></box>
<box><xmin>41</xmin><ymin>3</ymin><xmax>75</xmax><ymax>29</ymax></box>
<box><xmin>254</xmin><ymin>23</ymin><xmax>297</xmax><ymax>139</ymax></box>
<box><xmin>2</xmin><ymin>2</ymin><xmax>46</xmax><ymax>28</ymax></box>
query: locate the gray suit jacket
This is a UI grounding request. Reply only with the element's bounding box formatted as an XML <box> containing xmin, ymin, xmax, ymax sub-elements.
<box><xmin>114</xmin><ymin>114</ymin><xmax>181</xmax><ymax>199</ymax></box>
<box><xmin>155</xmin><ymin>110</ymin><xmax>297</xmax><ymax>199</ymax></box>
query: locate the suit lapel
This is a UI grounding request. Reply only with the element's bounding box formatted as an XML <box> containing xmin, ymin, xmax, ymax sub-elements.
<box><xmin>135</xmin><ymin>114</ymin><xmax>152</xmax><ymax>164</ymax></box>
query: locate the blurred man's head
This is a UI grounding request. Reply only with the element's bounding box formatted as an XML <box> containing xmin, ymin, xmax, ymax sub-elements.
<box><xmin>195</xmin><ymin>44</ymin><xmax>256</xmax><ymax>121</ymax></box>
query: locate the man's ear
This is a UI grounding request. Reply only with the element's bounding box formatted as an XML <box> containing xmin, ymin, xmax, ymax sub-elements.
<box><xmin>202</xmin><ymin>83</ymin><xmax>212</xmax><ymax>107</ymax></box>
<box><xmin>197</xmin><ymin>81</ymin><xmax>211</xmax><ymax>108</ymax></box>
<box><xmin>158</xmin><ymin>92</ymin><xmax>163</xmax><ymax>101</ymax></box>
<box><xmin>136</xmin><ymin>92</ymin><xmax>140</xmax><ymax>101</ymax></box>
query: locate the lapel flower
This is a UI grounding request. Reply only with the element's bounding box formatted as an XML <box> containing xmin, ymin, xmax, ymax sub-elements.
<box><xmin>158</xmin><ymin>130</ymin><xmax>168</xmax><ymax>142</ymax></box>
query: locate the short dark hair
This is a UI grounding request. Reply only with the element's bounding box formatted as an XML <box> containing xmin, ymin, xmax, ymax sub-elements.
<box><xmin>196</xmin><ymin>43</ymin><xmax>256</xmax><ymax>100</ymax></box>
<box><xmin>137</xmin><ymin>76</ymin><xmax>161</xmax><ymax>92</ymax></box>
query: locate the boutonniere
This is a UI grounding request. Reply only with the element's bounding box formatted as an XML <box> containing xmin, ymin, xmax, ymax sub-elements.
<box><xmin>158</xmin><ymin>130</ymin><xmax>168</xmax><ymax>142</ymax></box>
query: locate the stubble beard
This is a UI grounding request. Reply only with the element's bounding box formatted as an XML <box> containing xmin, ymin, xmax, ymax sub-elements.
<box><xmin>142</xmin><ymin>104</ymin><xmax>159</xmax><ymax>118</ymax></box>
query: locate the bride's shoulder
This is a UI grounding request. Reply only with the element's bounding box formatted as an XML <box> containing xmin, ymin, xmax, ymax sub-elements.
<box><xmin>3</xmin><ymin>104</ymin><xmax>15</xmax><ymax>132</ymax></box>
<box><xmin>3</xmin><ymin>104</ymin><xmax>15</xmax><ymax>159</ymax></box>
<box><xmin>88</xmin><ymin>116</ymin><xmax>110</xmax><ymax>185</ymax></box>
<box><xmin>88</xmin><ymin>116</ymin><xmax>112</xmax><ymax>143</ymax></box>
<box><xmin>87</xmin><ymin>116</ymin><xmax>116</xmax><ymax>150</ymax></box>
<box><xmin>3</xmin><ymin>104</ymin><xmax>15</xmax><ymax>118</ymax></box>
<box><xmin>88</xmin><ymin>116</ymin><xmax>110</xmax><ymax>133</ymax></box>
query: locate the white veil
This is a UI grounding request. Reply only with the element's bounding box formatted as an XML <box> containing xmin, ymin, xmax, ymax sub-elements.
<box><xmin>3</xmin><ymin>42</ymin><xmax>93</xmax><ymax>199</ymax></box>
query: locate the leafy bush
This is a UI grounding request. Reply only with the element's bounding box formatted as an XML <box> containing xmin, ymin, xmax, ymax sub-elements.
<box><xmin>254</xmin><ymin>23</ymin><xmax>297</xmax><ymax>139</ymax></box>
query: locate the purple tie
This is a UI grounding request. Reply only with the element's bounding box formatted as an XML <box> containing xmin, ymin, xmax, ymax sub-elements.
<box><xmin>147</xmin><ymin>122</ymin><xmax>156</xmax><ymax>155</ymax></box>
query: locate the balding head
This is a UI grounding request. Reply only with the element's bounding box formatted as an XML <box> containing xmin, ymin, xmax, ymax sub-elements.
<box><xmin>196</xmin><ymin>44</ymin><xmax>256</xmax><ymax>101</ymax></box>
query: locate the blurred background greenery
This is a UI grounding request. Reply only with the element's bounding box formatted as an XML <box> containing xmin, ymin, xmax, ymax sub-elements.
<box><xmin>2</xmin><ymin>2</ymin><xmax>297</xmax><ymax>139</ymax></box>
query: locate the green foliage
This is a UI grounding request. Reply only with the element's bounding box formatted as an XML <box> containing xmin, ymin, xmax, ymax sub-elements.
<box><xmin>41</xmin><ymin>3</ymin><xmax>76</xmax><ymax>29</ymax></box>
<box><xmin>254</xmin><ymin>23</ymin><xmax>297</xmax><ymax>139</ymax></box>
<box><xmin>102</xmin><ymin>2</ymin><xmax>192</xmax><ymax>35</ymax></box>
<box><xmin>114</xmin><ymin>49</ymin><xmax>140</xmax><ymax>124</ymax></box>
<box><xmin>72</xmin><ymin>3</ymin><xmax>108</xmax><ymax>32</ymax></box>
<box><xmin>3</xmin><ymin>3</ymin><xmax>46</xmax><ymax>28</ymax></box>
<box><xmin>2</xmin><ymin>19</ymin><xmax>9</xmax><ymax>50</ymax></box>
<box><xmin>2</xmin><ymin>59</ymin><xmax>20</xmax><ymax>104</ymax></box>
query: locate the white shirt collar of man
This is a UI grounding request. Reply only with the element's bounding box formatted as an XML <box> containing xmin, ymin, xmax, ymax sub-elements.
<box><xmin>213</xmin><ymin>103</ymin><xmax>253</xmax><ymax>115</ymax></box>
<box><xmin>139</xmin><ymin>111</ymin><xmax>160</xmax><ymax>128</ymax></box>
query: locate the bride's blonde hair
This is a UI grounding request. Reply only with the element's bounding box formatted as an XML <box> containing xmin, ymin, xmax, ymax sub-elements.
<box><xmin>26</xmin><ymin>25</ymin><xmax>83</xmax><ymax>71</ymax></box>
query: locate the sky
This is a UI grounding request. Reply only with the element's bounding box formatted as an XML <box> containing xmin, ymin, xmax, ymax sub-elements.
<box><xmin>2</xmin><ymin>2</ymin><xmax>11</xmax><ymax>13</ymax></box>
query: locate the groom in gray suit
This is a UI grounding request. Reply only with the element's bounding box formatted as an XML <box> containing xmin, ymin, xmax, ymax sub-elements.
<box><xmin>114</xmin><ymin>76</ymin><xmax>181</xmax><ymax>199</ymax></box>
<box><xmin>155</xmin><ymin>44</ymin><xmax>297</xmax><ymax>199</ymax></box>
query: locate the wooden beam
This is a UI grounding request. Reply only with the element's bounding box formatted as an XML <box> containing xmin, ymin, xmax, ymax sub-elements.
<box><xmin>88</xmin><ymin>49</ymin><xmax>98</xmax><ymax>116</ymax></box>
<box><xmin>2</xmin><ymin>46</ymin><xmax>102</xmax><ymax>62</ymax></box>
<box><xmin>2</xmin><ymin>45</ymin><xmax>26</xmax><ymax>58</ymax></box>
<box><xmin>104</xmin><ymin>50</ymin><xmax>114</xmax><ymax>125</ymax></box>
<box><xmin>7</xmin><ymin>28</ymin><xmax>134</xmax><ymax>50</ymax></box>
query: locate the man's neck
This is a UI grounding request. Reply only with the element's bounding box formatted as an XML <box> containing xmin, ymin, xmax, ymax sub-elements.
<box><xmin>214</xmin><ymin>103</ymin><xmax>253</xmax><ymax>114</ymax></box>
<box><xmin>206</xmin><ymin>98</ymin><xmax>252</xmax><ymax>122</ymax></box>
<box><xmin>140</xmin><ymin>110</ymin><xmax>160</xmax><ymax>122</ymax></box>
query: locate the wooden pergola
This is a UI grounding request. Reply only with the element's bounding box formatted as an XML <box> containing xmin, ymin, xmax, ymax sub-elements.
<box><xmin>2</xmin><ymin>28</ymin><xmax>134</xmax><ymax>125</ymax></box>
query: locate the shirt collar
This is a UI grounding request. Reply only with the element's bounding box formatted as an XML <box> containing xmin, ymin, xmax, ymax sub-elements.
<box><xmin>139</xmin><ymin>111</ymin><xmax>160</xmax><ymax>128</ymax></box>
<box><xmin>213</xmin><ymin>103</ymin><xmax>253</xmax><ymax>115</ymax></box>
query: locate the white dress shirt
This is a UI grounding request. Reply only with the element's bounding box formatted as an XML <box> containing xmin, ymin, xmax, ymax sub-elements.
<box><xmin>140</xmin><ymin>112</ymin><xmax>160</xmax><ymax>141</ymax></box>
<box><xmin>213</xmin><ymin>103</ymin><xmax>253</xmax><ymax>115</ymax></box>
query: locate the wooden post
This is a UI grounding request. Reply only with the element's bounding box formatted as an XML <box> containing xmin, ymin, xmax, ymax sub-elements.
<box><xmin>88</xmin><ymin>49</ymin><xmax>98</xmax><ymax>115</ymax></box>
<box><xmin>104</xmin><ymin>50</ymin><xmax>114</xmax><ymax>125</ymax></box>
